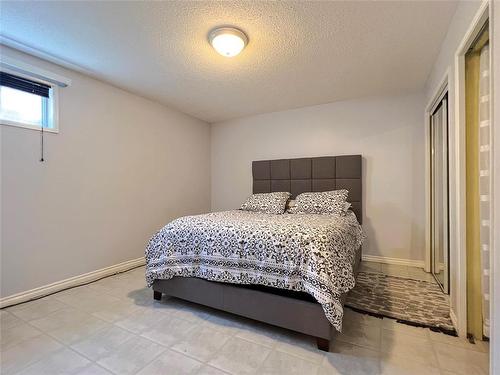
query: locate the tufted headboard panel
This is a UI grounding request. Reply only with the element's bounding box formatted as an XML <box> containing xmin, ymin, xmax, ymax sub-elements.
<box><xmin>252</xmin><ymin>155</ymin><xmax>362</xmax><ymax>223</ymax></box>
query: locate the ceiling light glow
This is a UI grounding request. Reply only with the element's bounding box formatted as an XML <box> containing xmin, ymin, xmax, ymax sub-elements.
<box><xmin>209</xmin><ymin>27</ymin><xmax>248</xmax><ymax>57</ymax></box>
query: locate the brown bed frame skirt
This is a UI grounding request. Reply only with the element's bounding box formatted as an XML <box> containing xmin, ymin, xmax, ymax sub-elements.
<box><xmin>152</xmin><ymin>246</ymin><xmax>361</xmax><ymax>351</ymax></box>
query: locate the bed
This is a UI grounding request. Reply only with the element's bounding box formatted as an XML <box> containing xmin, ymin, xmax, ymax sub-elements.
<box><xmin>146</xmin><ymin>155</ymin><xmax>363</xmax><ymax>351</ymax></box>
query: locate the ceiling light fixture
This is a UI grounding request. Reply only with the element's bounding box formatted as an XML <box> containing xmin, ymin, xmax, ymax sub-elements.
<box><xmin>209</xmin><ymin>27</ymin><xmax>248</xmax><ymax>57</ymax></box>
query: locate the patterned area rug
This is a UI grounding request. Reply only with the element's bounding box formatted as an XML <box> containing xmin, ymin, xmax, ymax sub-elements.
<box><xmin>346</xmin><ymin>271</ymin><xmax>456</xmax><ymax>335</ymax></box>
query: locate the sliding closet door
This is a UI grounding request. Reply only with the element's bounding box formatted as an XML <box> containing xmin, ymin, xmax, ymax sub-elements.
<box><xmin>430</xmin><ymin>96</ymin><xmax>449</xmax><ymax>293</ymax></box>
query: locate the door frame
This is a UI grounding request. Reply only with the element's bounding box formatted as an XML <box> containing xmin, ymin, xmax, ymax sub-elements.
<box><xmin>425</xmin><ymin>72</ymin><xmax>449</xmax><ymax>277</ymax></box>
<box><xmin>430</xmin><ymin>94</ymin><xmax>450</xmax><ymax>293</ymax></box>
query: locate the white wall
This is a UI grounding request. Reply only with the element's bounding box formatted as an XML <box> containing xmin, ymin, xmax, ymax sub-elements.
<box><xmin>0</xmin><ymin>47</ymin><xmax>211</xmax><ymax>298</ymax></box>
<box><xmin>211</xmin><ymin>93</ymin><xmax>426</xmax><ymax>262</ymax></box>
<box><xmin>423</xmin><ymin>0</ymin><xmax>482</xmax><ymax>322</ymax></box>
<box><xmin>425</xmin><ymin>1</ymin><xmax>482</xmax><ymax>103</ymax></box>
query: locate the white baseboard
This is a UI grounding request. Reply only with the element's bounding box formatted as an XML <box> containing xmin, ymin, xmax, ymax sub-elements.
<box><xmin>0</xmin><ymin>257</ymin><xmax>146</xmax><ymax>308</ymax></box>
<box><xmin>362</xmin><ymin>254</ymin><xmax>425</xmax><ymax>268</ymax></box>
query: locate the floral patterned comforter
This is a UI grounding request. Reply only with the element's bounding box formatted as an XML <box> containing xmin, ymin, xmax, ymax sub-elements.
<box><xmin>145</xmin><ymin>210</ymin><xmax>363</xmax><ymax>331</ymax></box>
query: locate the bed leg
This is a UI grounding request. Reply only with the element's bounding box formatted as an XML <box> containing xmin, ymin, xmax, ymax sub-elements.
<box><xmin>316</xmin><ymin>337</ymin><xmax>330</xmax><ymax>352</ymax></box>
<box><xmin>153</xmin><ymin>290</ymin><xmax>162</xmax><ymax>301</ymax></box>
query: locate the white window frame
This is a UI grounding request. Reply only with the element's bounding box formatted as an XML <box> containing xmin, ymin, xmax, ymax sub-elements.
<box><xmin>0</xmin><ymin>57</ymin><xmax>70</xmax><ymax>133</ymax></box>
<box><xmin>0</xmin><ymin>68</ymin><xmax>58</xmax><ymax>133</ymax></box>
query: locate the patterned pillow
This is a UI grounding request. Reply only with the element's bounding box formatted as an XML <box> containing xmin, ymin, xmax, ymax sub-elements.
<box><xmin>290</xmin><ymin>190</ymin><xmax>349</xmax><ymax>215</ymax></box>
<box><xmin>240</xmin><ymin>192</ymin><xmax>291</xmax><ymax>214</ymax></box>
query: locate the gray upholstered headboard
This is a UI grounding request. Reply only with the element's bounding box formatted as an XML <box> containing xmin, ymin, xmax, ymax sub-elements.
<box><xmin>252</xmin><ymin>155</ymin><xmax>362</xmax><ymax>223</ymax></box>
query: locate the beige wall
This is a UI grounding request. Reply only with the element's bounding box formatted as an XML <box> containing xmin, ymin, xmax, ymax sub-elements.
<box><xmin>0</xmin><ymin>47</ymin><xmax>211</xmax><ymax>298</ymax></box>
<box><xmin>424</xmin><ymin>0</ymin><xmax>482</xmax><ymax>320</ymax></box>
<box><xmin>211</xmin><ymin>93</ymin><xmax>426</xmax><ymax>262</ymax></box>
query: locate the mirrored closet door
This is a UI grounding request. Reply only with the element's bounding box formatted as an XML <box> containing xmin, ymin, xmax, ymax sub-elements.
<box><xmin>430</xmin><ymin>94</ymin><xmax>449</xmax><ymax>293</ymax></box>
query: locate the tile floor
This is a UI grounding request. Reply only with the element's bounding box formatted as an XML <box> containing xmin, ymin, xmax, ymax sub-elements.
<box><xmin>0</xmin><ymin>262</ymin><xmax>489</xmax><ymax>375</ymax></box>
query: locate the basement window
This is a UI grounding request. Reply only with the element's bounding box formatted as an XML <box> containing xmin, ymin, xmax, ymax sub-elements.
<box><xmin>0</xmin><ymin>70</ymin><xmax>58</xmax><ymax>132</ymax></box>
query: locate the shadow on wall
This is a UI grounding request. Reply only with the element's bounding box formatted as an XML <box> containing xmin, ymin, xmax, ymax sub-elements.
<box><xmin>361</xmin><ymin>155</ymin><xmax>424</xmax><ymax>261</ymax></box>
<box><xmin>362</xmin><ymin>202</ymin><xmax>419</xmax><ymax>260</ymax></box>
<box><xmin>361</xmin><ymin>217</ymin><xmax>377</xmax><ymax>257</ymax></box>
<box><xmin>410</xmin><ymin>220</ymin><xmax>425</xmax><ymax>261</ymax></box>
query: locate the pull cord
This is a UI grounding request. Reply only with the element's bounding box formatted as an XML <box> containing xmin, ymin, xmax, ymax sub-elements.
<box><xmin>40</xmin><ymin>125</ymin><xmax>45</xmax><ymax>162</ymax></box>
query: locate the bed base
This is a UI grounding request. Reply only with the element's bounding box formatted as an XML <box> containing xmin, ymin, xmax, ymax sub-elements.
<box><xmin>152</xmin><ymin>277</ymin><xmax>344</xmax><ymax>351</ymax></box>
<box><xmin>152</xmin><ymin>245</ymin><xmax>360</xmax><ymax>352</ymax></box>
<box><xmin>153</xmin><ymin>290</ymin><xmax>162</xmax><ymax>301</ymax></box>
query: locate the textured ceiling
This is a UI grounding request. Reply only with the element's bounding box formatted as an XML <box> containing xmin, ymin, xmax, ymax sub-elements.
<box><xmin>0</xmin><ymin>1</ymin><xmax>457</xmax><ymax>122</ymax></box>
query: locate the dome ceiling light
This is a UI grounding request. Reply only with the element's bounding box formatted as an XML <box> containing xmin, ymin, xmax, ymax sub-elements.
<box><xmin>208</xmin><ymin>27</ymin><xmax>248</xmax><ymax>57</ymax></box>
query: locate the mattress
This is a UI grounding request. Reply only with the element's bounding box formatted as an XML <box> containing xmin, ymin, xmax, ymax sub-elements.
<box><xmin>145</xmin><ymin>209</ymin><xmax>363</xmax><ymax>331</ymax></box>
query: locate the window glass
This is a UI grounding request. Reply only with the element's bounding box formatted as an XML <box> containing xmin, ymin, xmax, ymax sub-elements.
<box><xmin>0</xmin><ymin>86</ymin><xmax>47</xmax><ymax>127</ymax></box>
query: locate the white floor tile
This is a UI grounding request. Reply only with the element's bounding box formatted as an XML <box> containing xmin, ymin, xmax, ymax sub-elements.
<box><xmin>53</xmin><ymin>286</ymin><xmax>123</xmax><ymax>313</ymax></box>
<box><xmin>0</xmin><ymin>334</ymin><xmax>63</xmax><ymax>375</ymax></box>
<box><xmin>380</xmin><ymin>329</ymin><xmax>438</xmax><ymax>367</ymax></box>
<box><xmin>201</xmin><ymin>310</ymin><xmax>254</xmax><ymax>335</ymax></box>
<box><xmin>115</xmin><ymin>307</ymin><xmax>171</xmax><ymax>334</ymax></box>
<box><xmin>320</xmin><ymin>341</ymin><xmax>380</xmax><ymax>375</ymax></box>
<box><xmin>274</xmin><ymin>332</ymin><xmax>325</xmax><ymax>365</ymax></box>
<box><xmin>28</xmin><ymin>307</ymin><xmax>90</xmax><ymax>332</ymax></box>
<box><xmin>0</xmin><ymin>322</ymin><xmax>43</xmax><ymax>351</ymax></box>
<box><xmin>1</xmin><ymin>310</ymin><xmax>24</xmax><ymax>330</ymax></box>
<box><xmin>137</xmin><ymin>349</ymin><xmax>203</xmax><ymax>375</ymax></box>
<box><xmin>337</xmin><ymin>316</ymin><xmax>382</xmax><ymax>351</ymax></box>
<box><xmin>196</xmin><ymin>365</ymin><xmax>230</xmax><ymax>375</ymax></box>
<box><xmin>208</xmin><ymin>336</ymin><xmax>271</xmax><ymax>375</ymax></box>
<box><xmin>433</xmin><ymin>342</ymin><xmax>489</xmax><ymax>375</ymax></box>
<box><xmin>17</xmin><ymin>348</ymin><xmax>91</xmax><ymax>375</ymax></box>
<box><xmin>380</xmin><ymin>352</ymin><xmax>440</xmax><ymax>375</ymax></box>
<box><xmin>47</xmin><ymin>315</ymin><xmax>109</xmax><ymax>345</ymax></box>
<box><xmin>121</xmin><ymin>287</ymin><xmax>156</xmax><ymax>306</ymax></box>
<box><xmin>91</xmin><ymin>299</ymin><xmax>143</xmax><ymax>323</ymax></box>
<box><xmin>429</xmin><ymin>330</ymin><xmax>489</xmax><ymax>353</ymax></box>
<box><xmin>172</xmin><ymin>303</ymin><xmax>212</xmax><ymax>324</ymax></box>
<box><xmin>171</xmin><ymin>325</ymin><xmax>232</xmax><ymax>361</ymax></box>
<box><xmin>70</xmin><ymin>325</ymin><xmax>135</xmax><ymax>361</ymax></box>
<box><xmin>149</xmin><ymin>295</ymin><xmax>199</xmax><ymax>314</ymax></box>
<box><xmin>0</xmin><ymin>265</ymin><xmax>488</xmax><ymax>375</ymax></box>
<box><xmin>140</xmin><ymin>315</ymin><xmax>199</xmax><ymax>347</ymax></box>
<box><xmin>234</xmin><ymin>322</ymin><xmax>287</xmax><ymax>348</ymax></box>
<box><xmin>97</xmin><ymin>336</ymin><xmax>166</xmax><ymax>375</ymax></box>
<box><xmin>259</xmin><ymin>349</ymin><xmax>320</xmax><ymax>375</ymax></box>
<box><xmin>344</xmin><ymin>308</ymin><xmax>383</xmax><ymax>328</ymax></box>
<box><xmin>74</xmin><ymin>364</ymin><xmax>113</xmax><ymax>375</ymax></box>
